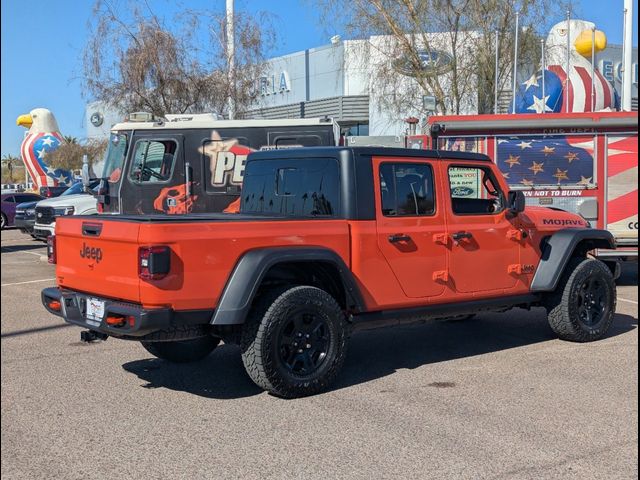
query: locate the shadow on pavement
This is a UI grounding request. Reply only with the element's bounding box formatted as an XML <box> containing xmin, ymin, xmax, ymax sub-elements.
<box><xmin>1</xmin><ymin>243</ymin><xmax>46</xmax><ymax>254</ymax></box>
<box><xmin>122</xmin><ymin>308</ymin><xmax>637</xmax><ymax>400</ymax></box>
<box><xmin>616</xmin><ymin>261</ymin><xmax>638</xmax><ymax>287</ymax></box>
<box><xmin>123</xmin><ymin>344</ymin><xmax>262</xmax><ymax>400</ymax></box>
<box><xmin>1</xmin><ymin>323</ymin><xmax>71</xmax><ymax>338</ymax></box>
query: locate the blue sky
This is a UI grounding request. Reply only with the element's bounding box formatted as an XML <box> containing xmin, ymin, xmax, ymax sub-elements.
<box><xmin>1</xmin><ymin>0</ymin><xmax>638</xmax><ymax>157</ymax></box>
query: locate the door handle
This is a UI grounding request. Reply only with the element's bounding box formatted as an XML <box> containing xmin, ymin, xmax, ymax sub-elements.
<box><xmin>388</xmin><ymin>234</ymin><xmax>412</xmax><ymax>243</ymax></box>
<box><xmin>452</xmin><ymin>231</ymin><xmax>473</xmax><ymax>241</ymax></box>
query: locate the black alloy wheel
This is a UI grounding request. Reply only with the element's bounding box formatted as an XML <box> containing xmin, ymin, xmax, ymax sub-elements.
<box><xmin>276</xmin><ymin>309</ymin><xmax>331</xmax><ymax>377</ymax></box>
<box><xmin>576</xmin><ymin>276</ymin><xmax>608</xmax><ymax>328</ymax></box>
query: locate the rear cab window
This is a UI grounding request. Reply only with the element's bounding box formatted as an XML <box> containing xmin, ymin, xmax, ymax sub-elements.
<box><xmin>241</xmin><ymin>157</ymin><xmax>340</xmax><ymax>217</ymax></box>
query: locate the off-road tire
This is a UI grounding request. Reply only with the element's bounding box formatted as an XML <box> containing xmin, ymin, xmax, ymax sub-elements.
<box><xmin>1</xmin><ymin>213</ymin><xmax>7</xmax><ymax>229</ymax></box>
<box><xmin>141</xmin><ymin>335</ymin><xmax>220</xmax><ymax>363</ymax></box>
<box><xmin>545</xmin><ymin>258</ymin><xmax>616</xmax><ymax>342</ymax></box>
<box><xmin>241</xmin><ymin>286</ymin><xmax>349</xmax><ymax>398</ymax></box>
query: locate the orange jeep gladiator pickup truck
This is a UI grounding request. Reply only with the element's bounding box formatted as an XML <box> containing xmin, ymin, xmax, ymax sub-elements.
<box><xmin>42</xmin><ymin>147</ymin><xmax>619</xmax><ymax>398</ymax></box>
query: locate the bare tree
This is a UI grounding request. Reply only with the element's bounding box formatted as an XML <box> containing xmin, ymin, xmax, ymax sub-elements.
<box><xmin>83</xmin><ymin>1</ymin><xmax>276</xmax><ymax>118</ymax></box>
<box><xmin>47</xmin><ymin>139</ymin><xmax>108</xmax><ymax>172</ymax></box>
<box><xmin>312</xmin><ymin>0</ymin><xmax>567</xmax><ymax>117</ymax></box>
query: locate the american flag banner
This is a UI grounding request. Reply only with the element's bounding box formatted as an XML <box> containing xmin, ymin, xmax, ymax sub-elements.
<box><xmin>20</xmin><ymin>131</ymin><xmax>73</xmax><ymax>188</ymax></box>
<box><xmin>495</xmin><ymin>135</ymin><xmax>596</xmax><ymax>187</ymax></box>
<box><xmin>606</xmin><ymin>135</ymin><xmax>638</xmax><ymax>237</ymax></box>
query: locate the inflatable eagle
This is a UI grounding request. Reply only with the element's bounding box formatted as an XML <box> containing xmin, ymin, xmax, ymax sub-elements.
<box><xmin>515</xmin><ymin>19</ymin><xmax>617</xmax><ymax>113</ymax></box>
<box><xmin>16</xmin><ymin>108</ymin><xmax>73</xmax><ymax>189</ymax></box>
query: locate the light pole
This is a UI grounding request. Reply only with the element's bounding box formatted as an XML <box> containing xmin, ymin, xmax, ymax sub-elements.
<box><xmin>511</xmin><ymin>11</ymin><xmax>520</xmax><ymax>114</ymax></box>
<box><xmin>226</xmin><ymin>0</ymin><xmax>236</xmax><ymax>120</ymax></box>
<box><xmin>622</xmin><ymin>0</ymin><xmax>633</xmax><ymax>111</ymax></box>
<box><xmin>494</xmin><ymin>30</ymin><xmax>499</xmax><ymax>114</ymax></box>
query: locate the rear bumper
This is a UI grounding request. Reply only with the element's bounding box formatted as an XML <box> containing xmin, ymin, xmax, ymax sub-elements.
<box><xmin>41</xmin><ymin>287</ymin><xmax>210</xmax><ymax>338</ymax></box>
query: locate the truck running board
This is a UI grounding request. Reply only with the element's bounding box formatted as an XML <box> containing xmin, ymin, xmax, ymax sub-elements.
<box><xmin>350</xmin><ymin>294</ymin><xmax>541</xmax><ymax>332</ymax></box>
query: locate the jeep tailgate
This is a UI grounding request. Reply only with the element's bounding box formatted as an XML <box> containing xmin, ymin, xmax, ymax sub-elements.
<box><xmin>55</xmin><ymin>217</ymin><xmax>141</xmax><ymax>303</ymax></box>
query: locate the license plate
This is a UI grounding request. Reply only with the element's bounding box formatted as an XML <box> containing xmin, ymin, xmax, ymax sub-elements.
<box><xmin>86</xmin><ymin>297</ymin><xmax>105</xmax><ymax>321</ymax></box>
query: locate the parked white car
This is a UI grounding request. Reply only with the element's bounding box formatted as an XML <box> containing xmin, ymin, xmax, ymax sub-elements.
<box><xmin>33</xmin><ymin>181</ymin><xmax>99</xmax><ymax>239</ymax></box>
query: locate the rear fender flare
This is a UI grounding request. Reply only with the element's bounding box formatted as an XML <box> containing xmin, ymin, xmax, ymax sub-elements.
<box><xmin>210</xmin><ymin>247</ymin><xmax>365</xmax><ymax>325</ymax></box>
<box><xmin>531</xmin><ymin>229</ymin><xmax>616</xmax><ymax>292</ymax></box>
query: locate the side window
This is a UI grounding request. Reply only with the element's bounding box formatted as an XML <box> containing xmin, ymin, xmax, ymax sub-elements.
<box><xmin>3</xmin><ymin>196</ymin><xmax>15</xmax><ymax>203</ymax></box>
<box><xmin>241</xmin><ymin>158</ymin><xmax>340</xmax><ymax>217</ymax></box>
<box><xmin>448</xmin><ymin>166</ymin><xmax>505</xmax><ymax>215</ymax></box>
<box><xmin>379</xmin><ymin>163</ymin><xmax>435</xmax><ymax>216</ymax></box>
<box><xmin>129</xmin><ymin>140</ymin><xmax>177</xmax><ymax>183</ymax></box>
<box><xmin>273</xmin><ymin>135</ymin><xmax>322</xmax><ymax>148</ymax></box>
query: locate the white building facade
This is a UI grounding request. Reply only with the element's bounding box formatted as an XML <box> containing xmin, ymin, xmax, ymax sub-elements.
<box><xmin>85</xmin><ymin>36</ymin><xmax>638</xmax><ymax>139</ymax></box>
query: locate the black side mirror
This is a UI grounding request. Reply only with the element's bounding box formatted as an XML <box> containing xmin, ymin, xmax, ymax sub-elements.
<box><xmin>508</xmin><ymin>190</ymin><xmax>526</xmax><ymax>215</ymax></box>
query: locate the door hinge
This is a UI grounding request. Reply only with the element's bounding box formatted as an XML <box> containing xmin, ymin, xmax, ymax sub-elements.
<box><xmin>433</xmin><ymin>270</ymin><xmax>449</xmax><ymax>282</ymax></box>
<box><xmin>433</xmin><ymin>233</ymin><xmax>449</xmax><ymax>245</ymax></box>
<box><xmin>507</xmin><ymin>229</ymin><xmax>524</xmax><ymax>241</ymax></box>
<box><xmin>508</xmin><ymin>264</ymin><xmax>523</xmax><ymax>275</ymax></box>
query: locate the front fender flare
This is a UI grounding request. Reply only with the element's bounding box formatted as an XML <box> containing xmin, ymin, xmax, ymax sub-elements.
<box><xmin>530</xmin><ymin>229</ymin><xmax>615</xmax><ymax>292</ymax></box>
<box><xmin>210</xmin><ymin>247</ymin><xmax>365</xmax><ymax>325</ymax></box>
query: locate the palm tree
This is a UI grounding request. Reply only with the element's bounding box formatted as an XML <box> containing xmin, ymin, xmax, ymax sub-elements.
<box><xmin>1</xmin><ymin>154</ymin><xmax>20</xmax><ymax>182</ymax></box>
<box><xmin>63</xmin><ymin>135</ymin><xmax>79</xmax><ymax>144</ymax></box>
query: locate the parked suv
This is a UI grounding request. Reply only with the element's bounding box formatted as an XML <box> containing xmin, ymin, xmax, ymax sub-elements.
<box><xmin>33</xmin><ymin>181</ymin><xmax>99</xmax><ymax>239</ymax></box>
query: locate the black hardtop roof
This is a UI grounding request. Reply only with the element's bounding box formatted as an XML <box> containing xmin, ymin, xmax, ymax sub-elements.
<box><xmin>247</xmin><ymin>146</ymin><xmax>491</xmax><ymax>163</ymax></box>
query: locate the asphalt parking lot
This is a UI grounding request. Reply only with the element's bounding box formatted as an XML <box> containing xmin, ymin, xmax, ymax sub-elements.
<box><xmin>1</xmin><ymin>227</ymin><xmax>637</xmax><ymax>480</ymax></box>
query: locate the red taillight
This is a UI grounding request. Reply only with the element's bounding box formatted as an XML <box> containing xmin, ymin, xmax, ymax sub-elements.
<box><xmin>138</xmin><ymin>246</ymin><xmax>171</xmax><ymax>280</ymax></box>
<box><xmin>105</xmin><ymin>314</ymin><xmax>135</xmax><ymax>327</ymax></box>
<box><xmin>48</xmin><ymin>300</ymin><xmax>61</xmax><ymax>312</ymax></box>
<box><xmin>47</xmin><ymin>235</ymin><xmax>56</xmax><ymax>264</ymax></box>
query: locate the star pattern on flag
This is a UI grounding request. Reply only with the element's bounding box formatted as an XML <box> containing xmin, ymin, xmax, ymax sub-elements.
<box><xmin>523</xmin><ymin>74</ymin><xmax>540</xmax><ymax>90</ymax></box>
<box><xmin>517</xmin><ymin>141</ymin><xmax>533</xmax><ymax>150</ymax></box>
<box><xmin>494</xmin><ymin>134</ymin><xmax>595</xmax><ymax>188</ymax></box>
<box><xmin>553</xmin><ymin>168</ymin><xmax>569</xmax><ymax>183</ymax></box>
<box><xmin>30</xmin><ymin>134</ymin><xmax>73</xmax><ymax>186</ymax></box>
<box><xmin>527</xmin><ymin>94</ymin><xmax>554</xmax><ymax>114</ymax></box>
<box><xmin>515</xmin><ymin>69</ymin><xmax>563</xmax><ymax>114</ymax></box>
<box><xmin>565</xmin><ymin>152</ymin><xmax>579</xmax><ymax>163</ymax></box>
<box><xmin>577</xmin><ymin>175</ymin><xmax>593</xmax><ymax>186</ymax></box>
<box><xmin>542</xmin><ymin>146</ymin><xmax>555</xmax><ymax>156</ymax></box>
<box><xmin>528</xmin><ymin>161</ymin><xmax>545</xmax><ymax>175</ymax></box>
<box><xmin>505</xmin><ymin>154</ymin><xmax>521</xmax><ymax>168</ymax></box>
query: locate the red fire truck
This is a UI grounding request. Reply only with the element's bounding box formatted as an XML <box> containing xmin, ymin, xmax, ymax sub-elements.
<box><xmin>408</xmin><ymin>112</ymin><xmax>638</xmax><ymax>260</ymax></box>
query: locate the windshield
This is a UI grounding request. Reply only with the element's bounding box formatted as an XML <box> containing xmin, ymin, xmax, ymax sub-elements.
<box><xmin>101</xmin><ymin>133</ymin><xmax>128</xmax><ymax>183</ymax></box>
<box><xmin>61</xmin><ymin>180</ymin><xmax>100</xmax><ymax>196</ymax></box>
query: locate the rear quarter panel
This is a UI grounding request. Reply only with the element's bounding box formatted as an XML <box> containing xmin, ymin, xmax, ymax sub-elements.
<box><xmin>137</xmin><ymin>219</ymin><xmax>351</xmax><ymax>310</ymax></box>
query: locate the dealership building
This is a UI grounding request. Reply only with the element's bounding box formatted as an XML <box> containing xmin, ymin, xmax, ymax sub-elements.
<box><xmin>86</xmin><ymin>35</ymin><xmax>638</xmax><ymax>139</ymax></box>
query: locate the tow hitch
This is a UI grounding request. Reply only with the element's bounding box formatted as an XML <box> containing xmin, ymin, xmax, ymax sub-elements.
<box><xmin>80</xmin><ymin>330</ymin><xmax>109</xmax><ymax>343</ymax></box>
